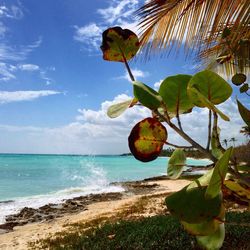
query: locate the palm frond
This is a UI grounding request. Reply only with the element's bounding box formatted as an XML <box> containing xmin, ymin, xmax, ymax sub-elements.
<box><xmin>137</xmin><ymin>0</ymin><xmax>250</xmax><ymax>75</ymax></box>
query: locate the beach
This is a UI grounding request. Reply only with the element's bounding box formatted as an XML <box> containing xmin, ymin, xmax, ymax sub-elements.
<box><xmin>0</xmin><ymin>177</ymin><xmax>191</xmax><ymax>250</ymax></box>
<box><xmin>0</xmin><ymin>154</ymin><xmax>214</xmax><ymax>249</ymax></box>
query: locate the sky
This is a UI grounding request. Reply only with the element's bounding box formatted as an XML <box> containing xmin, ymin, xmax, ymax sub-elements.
<box><xmin>0</xmin><ymin>0</ymin><xmax>248</xmax><ymax>155</ymax></box>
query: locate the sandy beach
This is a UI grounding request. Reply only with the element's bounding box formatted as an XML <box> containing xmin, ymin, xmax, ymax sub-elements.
<box><xmin>0</xmin><ymin>178</ymin><xmax>190</xmax><ymax>250</ymax></box>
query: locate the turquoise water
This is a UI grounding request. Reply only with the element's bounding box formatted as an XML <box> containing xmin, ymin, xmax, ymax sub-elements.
<box><xmin>0</xmin><ymin>154</ymin><xmax>211</xmax><ymax>223</ymax></box>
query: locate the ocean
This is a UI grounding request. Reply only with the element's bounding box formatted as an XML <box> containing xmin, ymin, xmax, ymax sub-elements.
<box><xmin>0</xmin><ymin>154</ymin><xmax>211</xmax><ymax>223</ymax></box>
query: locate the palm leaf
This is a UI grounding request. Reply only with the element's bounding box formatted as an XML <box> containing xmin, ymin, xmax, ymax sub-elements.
<box><xmin>137</xmin><ymin>0</ymin><xmax>250</xmax><ymax>75</ymax></box>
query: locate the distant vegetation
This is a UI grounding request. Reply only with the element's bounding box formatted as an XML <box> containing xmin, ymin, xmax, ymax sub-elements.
<box><xmin>123</xmin><ymin>142</ymin><xmax>250</xmax><ymax>163</ymax></box>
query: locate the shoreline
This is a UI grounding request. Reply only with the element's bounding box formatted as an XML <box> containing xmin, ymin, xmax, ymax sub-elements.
<box><xmin>0</xmin><ymin>175</ymin><xmax>171</xmax><ymax>232</ymax></box>
<box><xmin>0</xmin><ymin>166</ymin><xmax>212</xmax><ymax>228</ymax></box>
<box><xmin>0</xmin><ymin>176</ymin><xmax>191</xmax><ymax>249</ymax></box>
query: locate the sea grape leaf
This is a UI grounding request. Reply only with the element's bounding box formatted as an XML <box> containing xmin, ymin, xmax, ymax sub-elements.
<box><xmin>107</xmin><ymin>98</ymin><xmax>137</xmax><ymax>118</ymax></box>
<box><xmin>187</xmin><ymin>169</ymin><xmax>214</xmax><ymax>190</ymax></box>
<box><xmin>224</xmin><ymin>179</ymin><xmax>250</xmax><ymax>201</ymax></box>
<box><xmin>100</xmin><ymin>27</ymin><xmax>139</xmax><ymax>62</ymax></box>
<box><xmin>167</xmin><ymin>149</ymin><xmax>186</xmax><ymax>179</ymax></box>
<box><xmin>232</xmin><ymin>73</ymin><xmax>247</xmax><ymax>86</ymax></box>
<box><xmin>237</xmin><ymin>99</ymin><xmax>250</xmax><ymax>126</ymax></box>
<box><xmin>154</xmin><ymin>107</ymin><xmax>193</xmax><ymax>121</ymax></box>
<box><xmin>133</xmin><ymin>81</ymin><xmax>162</xmax><ymax>110</ymax></box>
<box><xmin>182</xmin><ymin>219</ymin><xmax>220</xmax><ymax>236</ymax></box>
<box><xmin>188</xmin><ymin>87</ymin><xmax>230</xmax><ymax>121</ymax></box>
<box><xmin>196</xmin><ymin>224</ymin><xmax>225</xmax><ymax>250</ymax></box>
<box><xmin>128</xmin><ymin>117</ymin><xmax>167</xmax><ymax>162</ymax></box>
<box><xmin>205</xmin><ymin>147</ymin><xmax>233</xmax><ymax>199</ymax></box>
<box><xmin>182</xmin><ymin>203</ymin><xmax>225</xmax><ymax>236</ymax></box>
<box><xmin>165</xmin><ymin>186</ymin><xmax>222</xmax><ymax>224</ymax></box>
<box><xmin>159</xmin><ymin>74</ymin><xmax>194</xmax><ymax>116</ymax></box>
<box><xmin>188</xmin><ymin>70</ymin><xmax>232</xmax><ymax>107</ymax></box>
<box><xmin>211</xmin><ymin>126</ymin><xmax>225</xmax><ymax>159</ymax></box>
<box><xmin>240</xmin><ymin>83</ymin><xmax>249</xmax><ymax>93</ymax></box>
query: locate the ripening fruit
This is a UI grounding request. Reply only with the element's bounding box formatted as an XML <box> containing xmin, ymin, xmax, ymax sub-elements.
<box><xmin>231</xmin><ymin>73</ymin><xmax>247</xmax><ymax>86</ymax></box>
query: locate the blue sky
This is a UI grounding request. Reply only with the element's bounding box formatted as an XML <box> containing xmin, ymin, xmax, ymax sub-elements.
<box><xmin>0</xmin><ymin>0</ymin><xmax>247</xmax><ymax>154</ymax></box>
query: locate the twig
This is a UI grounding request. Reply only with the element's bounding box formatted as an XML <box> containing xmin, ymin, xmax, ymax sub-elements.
<box><xmin>176</xmin><ymin>112</ymin><xmax>183</xmax><ymax>131</ymax></box>
<box><xmin>206</xmin><ymin>109</ymin><xmax>212</xmax><ymax>150</ymax></box>
<box><xmin>165</xmin><ymin>141</ymin><xmax>193</xmax><ymax>149</ymax></box>
<box><xmin>155</xmin><ymin>109</ymin><xmax>217</xmax><ymax>162</ymax></box>
<box><xmin>122</xmin><ymin>54</ymin><xmax>135</xmax><ymax>82</ymax></box>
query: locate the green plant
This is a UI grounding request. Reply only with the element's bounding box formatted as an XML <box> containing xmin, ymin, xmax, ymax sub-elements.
<box><xmin>101</xmin><ymin>26</ymin><xmax>250</xmax><ymax>250</ymax></box>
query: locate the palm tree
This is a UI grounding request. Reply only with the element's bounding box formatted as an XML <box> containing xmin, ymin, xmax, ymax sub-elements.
<box><xmin>136</xmin><ymin>0</ymin><xmax>249</xmax><ymax>76</ymax></box>
<box><xmin>230</xmin><ymin>137</ymin><xmax>237</xmax><ymax>147</ymax></box>
<box><xmin>222</xmin><ymin>139</ymin><xmax>228</xmax><ymax>148</ymax></box>
<box><xmin>240</xmin><ymin>125</ymin><xmax>250</xmax><ymax>138</ymax></box>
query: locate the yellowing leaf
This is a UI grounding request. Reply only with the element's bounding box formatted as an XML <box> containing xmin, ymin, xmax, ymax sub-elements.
<box><xmin>101</xmin><ymin>27</ymin><xmax>139</xmax><ymax>62</ymax></box>
<box><xmin>128</xmin><ymin>118</ymin><xmax>167</xmax><ymax>162</ymax></box>
<box><xmin>196</xmin><ymin>224</ymin><xmax>225</xmax><ymax>250</ymax></box>
<box><xmin>107</xmin><ymin>98</ymin><xmax>137</xmax><ymax>118</ymax></box>
<box><xmin>224</xmin><ymin>180</ymin><xmax>250</xmax><ymax>200</ymax></box>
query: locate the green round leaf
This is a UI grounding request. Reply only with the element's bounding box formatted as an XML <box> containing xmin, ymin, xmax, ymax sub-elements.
<box><xmin>133</xmin><ymin>81</ymin><xmax>162</xmax><ymax>110</ymax></box>
<box><xmin>187</xmin><ymin>70</ymin><xmax>232</xmax><ymax>107</ymax></box>
<box><xmin>188</xmin><ymin>87</ymin><xmax>230</xmax><ymax>121</ymax></box>
<box><xmin>196</xmin><ymin>224</ymin><xmax>225</xmax><ymax>250</ymax></box>
<box><xmin>237</xmin><ymin>99</ymin><xmax>250</xmax><ymax>127</ymax></box>
<box><xmin>159</xmin><ymin>74</ymin><xmax>194</xmax><ymax>115</ymax></box>
<box><xmin>167</xmin><ymin>149</ymin><xmax>186</xmax><ymax>179</ymax></box>
<box><xmin>165</xmin><ymin>186</ymin><xmax>222</xmax><ymax>224</ymax></box>
<box><xmin>182</xmin><ymin>219</ymin><xmax>220</xmax><ymax>236</ymax></box>
<box><xmin>232</xmin><ymin>73</ymin><xmax>247</xmax><ymax>86</ymax></box>
<box><xmin>240</xmin><ymin>83</ymin><xmax>249</xmax><ymax>93</ymax></box>
<box><xmin>100</xmin><ymin>27</ymin><xmax>139</xmax><ymax>62</ymax></box>
<box><xmin>128</xmin><ymin>118</ymin><xmax>167</xmax><ymax>162</ymax></box>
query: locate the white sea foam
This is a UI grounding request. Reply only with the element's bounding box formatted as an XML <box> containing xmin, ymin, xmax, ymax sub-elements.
<box><xmin>0</xmin><ymin>160</ymin><xmax>124</xmax><ymax>224</ymax></box>
<box><xmin>0</xmin><ymin>184</ymin><xmax>124</xmax><ymax>224</ymax></box>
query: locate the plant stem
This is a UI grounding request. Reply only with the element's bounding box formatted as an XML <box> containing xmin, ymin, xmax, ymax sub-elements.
<box><xmin>176</xmin><ymin>112</ymin><xmax>183</xmax><ymax>131</ymax></box>
<box><xmin>212</xmin><ymin>111</ymin><xmax>225</xmax><ymax>153</ymax></box>
<box><xmin>165</xmin><ymin>141</ymin><xmax>193</xmax><ymax>149</ymax></box>
<box><xmin>122</xmin><ymin>54</ymin><xmax>135</xmax><ymax>82</ymax></box>
<box><xmin>206</xmin><ymin>110</ymin><xmax>212</xmax><ymax>150</ymax></box>
<box><xmin>155</xmin><ymin>110</ymin><xmax>217</xmax><ymax>162</ymax></box>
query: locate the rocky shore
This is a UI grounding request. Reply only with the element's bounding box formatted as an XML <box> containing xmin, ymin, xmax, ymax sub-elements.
<box><xmin>0</xmin><ymin>177</ymin><xmax>162</xmax><ymax>233</ymax></box>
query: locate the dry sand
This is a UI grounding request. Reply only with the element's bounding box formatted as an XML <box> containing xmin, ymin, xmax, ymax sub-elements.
<box><xmin>0</xmin><ymin>179</ymin><xmax>190</xmax><ymax>250</ymax></box>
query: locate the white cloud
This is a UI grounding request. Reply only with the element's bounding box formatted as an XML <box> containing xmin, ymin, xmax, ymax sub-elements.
<box><xmin>74</xmin><ymin>0</ymin><xmax>140</xmax><ymax>52</ymax></box>
<box><xmin>117</xmin><ymin>68</ymin><xmax>149</xmax><ymax>81</ymax></box>
<box><xmin>0</xmin><ymin>38</ymin><xmax>42</xmax><ymax>61</ymax></box>
<box><xmin>153</xmin><ymin>79</ymin><xmax>163</xmax><ymax>90</ymax></box>
<box><xmin>18</xmin><ymin>64</ymin><xmax>39</xmax><ymax>71</ymax></box>
<box><xmin>40</xmin><ymin>70</ymin><xmax>53</xmax><ymax>85</ymax></box>
<box><xmin>97</xmin><ymin>0</ymin><xmax>139</xmax><ymax>24</ymax></box>
<box><xmin>0</xmin><ymin>21</ymin><xmax>7</xmax><ymax>37</ymax></box>
<box><xmin>73</xmin><ymin>23</ymin><xmax>103</xmax><ymax>50</ymax></box>
<box><xmin>0</xmin><ymin>4</ymin><xmax>23</xmax><ymax>20</ymax></box>
<box><xmin>0</xmin><ymin>62</ymin><xmax>16</xmax><ymax>81</ymax></box>
<box><xmin>0</xmin><ymin>90</ymin><xmax>61</xmax><ymax>104</ymax></box>
<box><xmin>0</xmin><ymin>93</ymin><xmax>246</xmax><ymax>155</ymax></box>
